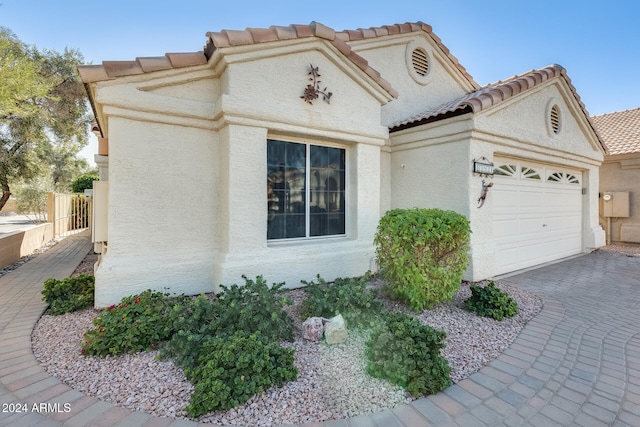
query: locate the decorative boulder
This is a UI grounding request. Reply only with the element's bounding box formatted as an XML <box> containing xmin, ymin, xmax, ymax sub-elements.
<box><xmin>324</xmin><ymin>314</ymin><xmax>348</xmax><ymax>345</ymax></box>
<box><xmin>302</xmin><ymin>317</ymin><xmax>324</xmax><ymax>342</ymax></box>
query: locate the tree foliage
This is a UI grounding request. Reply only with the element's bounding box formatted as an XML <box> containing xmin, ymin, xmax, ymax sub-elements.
<box><xmin>71</xmin><ymin>173</ymin><xmax>98</xmax><ymax>193</ymax></box>
<box><xmin>0</xmin><ymin>26</ymin><xmax>92</xmax><ymax>209</ymax></box>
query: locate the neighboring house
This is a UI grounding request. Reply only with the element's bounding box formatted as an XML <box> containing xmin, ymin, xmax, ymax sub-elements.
<box><xmin>593</xmin><ymin>108</ymin><xmax>640</xmax><ymax>244</ymax></box>
<box><xmin>78</xmin><ymin>21</ymin><xmax>606</xmax><ymax>307</ymax></box>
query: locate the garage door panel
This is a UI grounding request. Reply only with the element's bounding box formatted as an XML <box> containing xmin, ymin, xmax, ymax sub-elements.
<box><xmin>492</xmin><ymin>158</ymin><xmax>582</xmax><ymax>275</ymax></box>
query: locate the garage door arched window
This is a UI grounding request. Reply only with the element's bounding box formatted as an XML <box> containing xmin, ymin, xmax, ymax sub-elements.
<box><xmin>547</xmin><ymin>171</ymin><xmax>580</xmax><ymax>184</ymax></box>
<box><xmin>521</xmin><ymin>167</ymin><xmax>541</xmax><ymax>180</ymax></box>
<box><xmin>493</xmin><ymin>164</ymin><xmax>517</xmax><ymax>177</ymax></box>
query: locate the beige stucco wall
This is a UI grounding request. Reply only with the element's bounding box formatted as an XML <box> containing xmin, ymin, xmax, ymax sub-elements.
<box><xmin>350</xmin><ymin>33</ymin><xmax>475</xmax><ymax>127</ymax></box>
<box><xmin>94</xmin><ymin>117</ymin><xmax>219</xmax><ymax>306</ymax></box>
<box><xmin>387</xmin><ymin>78</ymin><xmax>605</xmax><ymax>281</ymax></box>
<box><xmin>599</xmin><ymin>154</ymin><xmax>640</xmax><ymax>243</ymax></box>
<box><xmin>91</xmin><ymin>39</ymin><xmax>393</xmax><ymax>306</ymax></box>
<box><xmin>210</xmin><ymin>43</ymin><xmax>390</xmax><ymax>290</ymax></box>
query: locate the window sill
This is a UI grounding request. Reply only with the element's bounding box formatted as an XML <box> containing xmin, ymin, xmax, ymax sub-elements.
<box><xmin>267</xmin><ymin>234</ymin><xmax>350</xmax><ymax>248</ymax></box>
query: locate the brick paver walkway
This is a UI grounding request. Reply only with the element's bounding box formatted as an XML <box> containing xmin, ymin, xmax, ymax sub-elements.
<box><xmin>1</xmin><ymin>232</ymin><xmax>639</xmax><ymax>426</ymax></box>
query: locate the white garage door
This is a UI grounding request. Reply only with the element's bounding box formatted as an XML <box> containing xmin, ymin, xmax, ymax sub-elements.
<box><xmin>492</xmin><ymin>158</ymin><xmax>583</xmax><ymax>275</ymax></box>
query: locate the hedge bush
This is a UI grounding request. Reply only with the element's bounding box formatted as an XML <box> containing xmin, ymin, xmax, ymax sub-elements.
<box><xmin>42</xmin><ymin>274</ymin><xmax>95</xmax><ymax>315</ymax></box>
<box><xmin>365</xmin><ymin>312</ymin><xmax>451</xmax><ymax>396</ymax></box>
<box><xmin>374</xmin><ymin>208</ymin><xmax>471</xmax><ymax>311</ymax></box>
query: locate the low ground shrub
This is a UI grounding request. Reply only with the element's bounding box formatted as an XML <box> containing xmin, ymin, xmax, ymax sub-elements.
<box><xmin>299</xmin><ymin>274</ymin><xmax>383</xmax><ymax>328</ymax></box>
<box><xmin>215</xmin><ymin>275</ymin><xmax>295</xmax><ymax>342</ymax></box>
<box><xmin>161</xmin><ymin>275</ymin><xmax>295</xmax><ymax>371</ymax></box>
<box><xmin>464</xmin><ymin>281</ymin><xmax>518</xmax><ymax>321</ymax></box>
<box><xmin>82</xmin><ymin>290</ymin><xmax>187</xmax><ymax>356</ymax></box>
<box><xmin>374</xmin><ymin>208</ymin><xmax>471</xmax><ymax>311</ymax></box>
<box><xmin>365</xmin><ymin>312</ymin><xmax>451</xmax><ymax>396</ymax></box>
<box><xmin>184</xmin><ymin>331</ymin><xmax>297</xmax><ymax>417</ymax></box>
<box><xmin>42</xmin><ymin>274</ymin><xmax>95</xmax><ymax>315</ymax></box>
<box><xmin>160</xmin><ymin>294</ymin><xmax>220</xmax><ymax>370</ymax></box>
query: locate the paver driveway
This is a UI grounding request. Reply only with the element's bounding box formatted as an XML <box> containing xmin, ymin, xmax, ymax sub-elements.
<box><xmin>0</xmin><ymin>234</ymin><xmax>639</xmax><ymax>426</ymax></box>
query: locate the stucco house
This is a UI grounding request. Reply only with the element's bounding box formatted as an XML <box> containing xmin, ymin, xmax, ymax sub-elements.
<box><xmin>593</xmin><ymin>108</ymin><xmax>640</xmax><ymax>244</ymax></box>
<box><xmin>79</xmin><ymin>21</ymin><xmax>606</xmax><ymax>307</ymax></box>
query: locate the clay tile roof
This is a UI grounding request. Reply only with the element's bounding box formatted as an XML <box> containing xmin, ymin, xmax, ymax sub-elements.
<box><xmin>78</xmin><ymin>20</ymin><xmax>471</xmax><ymax>101</ymax></box>
<box><xmin>246</xmin><ymin>27</ymin><xmax>279</xmax><ymax>43</ymax></box>
<box><xmin>203</xmin><ymin>21</ymin><xmax>399</xmax><ymax>98</ymax></box>
<box><xmin>137</xmin><ymin>56</ymin><xmax>172</xmax><ymax>73</ymax></box>
<box><xmin>101</xmin><ymin>61</ymin><xmax>144</xmax><ymax>78</ymax></box>
<box><xmin>77</xmin><ymin>52</ymin><xmax>208</xmax><ymax>83</ymax></box>
<box><xmin>592</xmin><ymin>108</ymin><xmax>640</xmax><ymax>155</ymax></box>
<box><xmin>390</xmin><ymin>64</ymin><xmax>594</xmax><ymax>131</ymax></box>
<box><xmin>166</xmin><ymin>52</ymin><xmax>207</xmax><ymax>68</ymax></box>
<box><xmin>272</xmin><ymin>25</ymin><xmax>298</xmax><ymax>40</ymax></box>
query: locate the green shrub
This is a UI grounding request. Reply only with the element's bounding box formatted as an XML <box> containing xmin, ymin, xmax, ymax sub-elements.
<box><xmin>365</xmin><ymin>312</ymin><xmax>451</xmax><ymax>396</ymax></box>
<box><xmin>82</xmin><ymin>290</ymin><xmax>188</xmax><ymax>356</ymax></box>
<box><xmin>300</xmin><ymin>274</ymin><xmax>383</xmax><ymax>328</ymax></box>
<box><xmin>160</xmin><ymin>294</ymin><xmax>221</xmax><ymax>370</ymax></box>
<box><xmin>184</xmin><ymin>331</ymin><xmax>297</xmax><ymax>417</ymax></box>
<box><xmin>214</xmin><ymin>275</ymin><xmax>295</xmax><ymax>342</ymax></box>
<box><xmin>374</xmin><ymin>208</ymin><xmax>471</xmax><ymax>311</ymax></box>
<box><xmin>161</xmin><ymin>275</ymin><xmax>295</xmax><ymax>371</ymax></box>
<box><xmin>42</xmin><ymin>274</ymin><xmax>95</xmax><ymax>315</ymax></box>
<box><xmin>464</xmin><ymin>281</ymin><xmax>518</xmax><ymax>321</ymax></box>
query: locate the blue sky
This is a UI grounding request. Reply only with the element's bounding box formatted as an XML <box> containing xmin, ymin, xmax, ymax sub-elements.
<box><xmin>2</xmin><ymin>0</ymin><xmax>639</xmax><ymax>163</ymax></box>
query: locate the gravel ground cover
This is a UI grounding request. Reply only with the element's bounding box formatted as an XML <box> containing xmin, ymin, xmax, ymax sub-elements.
<box><xmin>30</xmin><ymin>243</ymin><xmax>639</xmax><ymax>426</ymax></box>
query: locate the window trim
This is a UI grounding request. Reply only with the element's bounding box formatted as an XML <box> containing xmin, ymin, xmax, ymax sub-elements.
<box><xmin>267</xmin><ymin>138</ymin><xmax>348</xmax><ymax>242</ymax></box>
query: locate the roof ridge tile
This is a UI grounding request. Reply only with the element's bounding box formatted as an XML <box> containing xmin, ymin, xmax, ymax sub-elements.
<box><xmin>270</xmin><ymin>25</ymin><xmax>298</xmax><ymax>40</ymax></box>
<box><xmin>310</xmin><ymin>21</ymin><xmax>335</xmax><ymax>40</ymax></box>
<box><xmin>246</xmin><ymin>27</ymin><xmax>279</xmax><ymax>43</ymax></box>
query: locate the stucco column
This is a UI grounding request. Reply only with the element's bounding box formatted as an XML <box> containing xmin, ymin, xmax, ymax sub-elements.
<box><xmin>584</xmin><ymin>166</ymin><xmax>606</xmax><ymax>249</ymax></box>
<box><xmin>353</xmin><ymin>142</ymin><xmax>381</xmax><ymax>242</ymax></box>
<box><xmin>94</xmin><ymin>154</ymin><xmax>109</xmax><ymax>182</ymax></box>
<box><xmin>217</xmin><ymin>124</ymin><xmax>268</xmax><ymax>254</ymax></box>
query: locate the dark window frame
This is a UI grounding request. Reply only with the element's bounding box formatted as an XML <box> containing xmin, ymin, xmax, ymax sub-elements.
<box><xmin>267</xmin><ymin>139</ymin><xmax>346</xmax><ymax>241</ymax></box>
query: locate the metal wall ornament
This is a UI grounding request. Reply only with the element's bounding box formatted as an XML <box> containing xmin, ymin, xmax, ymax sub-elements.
<box><xmin>477</xmin><ymin>180</ymin><xmax>494</xmax><ymax>208</ymax></box>
<box><xmin>301</xmin><ymin>64</ymin><xmax>333</xmax><ymax>105</ymax></box>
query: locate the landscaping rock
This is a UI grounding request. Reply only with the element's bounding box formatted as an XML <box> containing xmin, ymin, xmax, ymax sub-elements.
<box><xmin>302</xmin><ymin>317</ymin><xmax>324</xmax><ymax>342</ymax></box>
<box><xmin>324</xmin><ymin>314</ymin><xmax>347</xmax><ymax>345</ymax></box>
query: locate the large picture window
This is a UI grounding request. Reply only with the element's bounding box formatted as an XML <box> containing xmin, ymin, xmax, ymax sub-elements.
<box><xmin>267</xmin><ymin>139</ymin><xmax>346</xmax><ymax>240</ymax></box>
